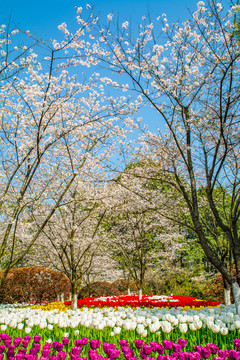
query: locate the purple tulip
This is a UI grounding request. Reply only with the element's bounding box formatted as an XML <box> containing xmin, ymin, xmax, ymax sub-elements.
<box><xmin>191</xmin><ymin>352</ymin><xmax>202</xmax><ymax>360</ymax></box>
<box><xmin>57</xmin><ymin>344</ymin><xmax>64</xmax><ymax>352</ymax></box>
<box><xmin>140</xmin><ymin>350</ymin><xmax>147</xmax><ymax>359</ymax></box>
<box><xmin>41</xmin><ymin>348</ymin><xmax>51</xmax><ymax>357</ymax></box>
<box><xmin>150</xmin><ymin>342</ymin><xmax>158</xmax><ymax>352</ymax></box>
<box><xmin>22</xmin><ymin>340</ymin><xmax>29</xmax><ymax>348</ymax></box>
<box><xmin>229</xmin><ymin>350</ymin><xmax>240</xmax><ymax>360</ymax></box>
<box><xmin>206</xmin><ymin>343</ymin><xmax>220</xmax><ymax>355</ymax></box>
<box><xmin>25</xmin><ymin>355</ymin><xmax>35</xmax><ymax>360</ymax></box>
<box><xmin>108</xmin><ymin>348</ymin><xmax>121</xmax><ymax>359</ymax></box>
<box><xmin>120</xmin><ymin>340</ymin><xmax>129</xmax><ymax>347</ymax></box>
<box><xmin>74</xmin><ymin>340</ymin><xmax>83</xmax><ymax>348</ymax></box>
<box><xmin>213</xmin><ymin>358</ymin><xmax>226</xmax><ymax>360</ymax></box>
<box><xmin>18</xmin><ymin>348</ymin><xmax>27</xmax><ymax>354</ymax></box>
<box><xmin>70</xmin><ymin>355</ymin><xmax>80</xmax><ymax>360</ymax></box>
<box><xmin>13</xmin><ymin>337</ymin><xmax>22</xmax><ymax>347</ymax></box>
<box><xmin>34</xmin><ymin>335</ymin><xmax>41</xmax><ymax>343</ymax></box>
<box><xmin>71</xmin><ymin>347</ymin><xmax>82</xmax><ymax>356</ymax></box>
<box><xmin>57</xmin><ymin>351</ymin><xmax>67</xmax><ymax>360</ymax></box>
<box><xmin>88</xmin><ymin>349</ymin><xmax>99</xmax><ymax>360</ymax></box>
<box><xmin>30</xmin><ymin>348</ymin><xmax>38</xmax><ymax>356</ymax></box>
<box><xmin>156</xmin><ymin>345</ymin><xmax>165</xmax><ymax>355</ymax></box>
<box><xmin>4</xmin><ymin>340</ymin><xmax>12</xmax><ymax>347</ymax></box>
<box><xmin>16</xmin><ymin>354</ymin><xmax>25</xmax><ymax>360</ymax></box>
<box><xmin>234</xmin><ymin>340</ymin><xmax>240</xmax><ymax>352</ymax></box>
<box><xmin>0</xmin><ymin>334</ymin><xmax>8</xmax><ymax>341</ymax></box>
<box><xmin>142</xmin><ymin>345</ymin><xmax>152</xmax><ymax>356</ymax></box>
<box><xmin>34</xmin><ymin>343</ymin><xmax>41</xmax><ymax>352</ymax></box>
<box><xmin>177</xmin><ymin>339</ymin><xmax>188</xmax><ymax>349</ymax></box>
<box><xmin>90</xmin><ymin>340</ymin><xmax>101</xmax><ymax>350</ymax></box>
<box><xmin>135</xmin><ymin>340</ymin><xmax>143</xmax><ymax>349</ymax></box>
<box><xmin>39</xmin><ymin>357</ymin><xmax>49</xmax><ymax>360</ymax></box>
<box><xmin>62</xmin><ymin>337</ymin><xmax>69</xmax><ymax>346</ymax></box>
<box><xmin>163</xmin><ymin>340</ymin><xmax>172</xmax><ymax>350</ymax></box>
<box><xmin>24</xmin><ymin>336</ymin><xmax>31</xmax><ymax>342</ymax></box>
<box><xmin>81</xmin><ymin>338</ymin><xmax>89</xmax><ymax>346</ymax></box>
<box><xmin>218</xmin><ymin>350</ymin><xmax>229</xmax><ymax>359</ymax></box>
<box><xmin>178</xmin><ymin>352</ymin><xmax>187</xmax><ymax>360</ymax></box>
<box><xmin>52</xmin><ymin>341</ymin><xmax>60</xmax><ymax>350</ymax></box>
<box><xmin>172</xmin><ymin>344</ymin><xmax>182</xmax><ymax>353</ymax></box>
<box><xmin>0</xmin><ymin>345</ymin><xmax>6</xmax><ymax>354</ymax></box>
<box><xmin>50</xmin><ymin>356</ymin><xmax>59</xmax><ymax>360</ymax></box>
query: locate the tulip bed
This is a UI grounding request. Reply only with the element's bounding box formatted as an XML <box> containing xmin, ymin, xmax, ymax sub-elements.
<box><xmin>0</xmin><ymin>295</ymin><xmax>239</xmax><ymax>360</ymax></box>
<box><xmin>64</xmin><ymin>295</ymin><xmax>220</xmax><ymax>309</ymax></box>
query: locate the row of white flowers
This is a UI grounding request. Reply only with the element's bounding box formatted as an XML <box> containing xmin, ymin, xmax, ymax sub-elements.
<box><xmin>0</xmin><ymin>304</ymin><xmax>239</xmax><ymax>337</ymax></box>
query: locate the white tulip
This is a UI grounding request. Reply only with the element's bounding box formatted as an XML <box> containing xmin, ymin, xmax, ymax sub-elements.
<box><xmin>17</xmin><ymin>323</ymin><xmax>24</xmax><ymax>330</ymax></box>
<box><xmin>136</xmin><ymin>324</ymin><xmax>145</xmax><ymax>335</ymax></box>
<box><xmin>39</xmin><ymin>322</ymin><xmax>47</xmax><ymax>329</ymax></box>
<box><xmin>145</xmin><ymin>318</ymin><xmax>152</xmax><ymax>326</ymax></box>
<box><xmin>46</xmin><ymin>339</ymin><xmax>52</xmax><ymax>343</ymax></box>
<box><xmin>212</xmin><ymin>324</ymin><xmax>220</xmax><ymax>333</ymax></box>
<box><xmin>179</xmin><ymin>323</ymin><xmax>188</xmax><ymax>334</ymax></box>
<box><xmin>220</xmin><ymin>327</ymin><xmax>228</xmax><ymax>335</ymax></box>
<box><xmin>25</xmin><ymin>327</ymin><xmax>31</xmax><ymax>334</ymax></box>
<box><xmin>95</xmin><ymin>322</ymin><xmax>105</xmax><ymax>330</ymax></box>
<box><xmin>142</xmin><ymin>329</ymin><xmax>148</xmax><ymax>337</ymax></box>
<box><xmin>123</xmin><ymin>321</ymin><xmax>131</xmax><ymax>330</ymax></box>
<box><xmin>189</xmin><ymin>323</ymin><xmax>197</xmax><ymax>331</ymax></box>
<box><xmin>113</xmin><ymin>326</ymin><xmax>121</xmax><ymax>334</ymax></box>
<box><xmin>1</xmin><ymin>325</ymin><xmax>7</xmax><ymax>331</ymax></box>
<box><xmin>162</xmin><ymin>321</ymin><xmax>172</xmax><ymax>334</ymax></box>
<box><xmin>48</xmin><ymin>324</ymin><xmax>54</xmax><ymax>330</ymax></box>
<box><xmin>234</xmin><ymin>321</ymin><xmax>240</xmax><ymax>329</ymax></box>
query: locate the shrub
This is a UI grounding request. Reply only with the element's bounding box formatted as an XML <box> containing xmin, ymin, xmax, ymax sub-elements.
<box><xmin>203</xmin><ymin>273</ymin><xmax>233</xmax><ymax>303</ymax></box>
<box><xmin>0</xmin><ymin>266</ymin><xmax>71</xmax><ymax>304</ymax></box>
<box><xmin>112</xmin><ymin>279</ymin><xmax>138</xmax><ymax>294</ymax></box>
<box><xmin>78</xmin><ymin>281</ymin><xmax>120</xmax><ymax>299</ymax></box>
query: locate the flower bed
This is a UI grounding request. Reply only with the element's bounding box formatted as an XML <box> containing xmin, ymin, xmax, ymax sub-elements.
<box><xmin>0</xmin><ymin>300</ymin><xmax>239</xmax><ymax>359</ymax></box>
<box><xmin>64</xmin><ymin>295</ymin><xmax>221</xmax><ymax>309</ymax></box>
<box><xmin>0</xmin><ymin>333</ymin><xmax>240</xmax><ymax>360</ymax></box>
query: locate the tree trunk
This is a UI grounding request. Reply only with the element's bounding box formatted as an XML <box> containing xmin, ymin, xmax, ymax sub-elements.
<box><xmin>72</xmin><ymin>292</ymin><xmax>78</xmax><ymax>310</ymax></box>
<box><xmin>224</xmin><ymin>288</ymin><xmax>231</xmax><ymax>306</ymax></box>
<box><xmin>232</xmin><ymin>282</ymin><xmax>240</xmax><ymax>314</ymax></box>
<box><xmin>60</xmin><ymin>292</ymin><xmax>64</xmax><ymax>302</ymax></box>
<box><xmin>128</xmin><ymin>288</ymin><xmax>131</xmax><ymax>295</ymax></box>
<box><xmin>223</xmin><ymin>277</ymin><xmax>231</xmax><ymax>306</ymax></box>
<box><xmin>139</xmin><ymin>288</ymin><xmax>142</xmax><ymax>300</ymax></box>
<box><xmin>71</xmin><ymin>281</ymin><xmax>78</xmax><ymax>310</ymax></box>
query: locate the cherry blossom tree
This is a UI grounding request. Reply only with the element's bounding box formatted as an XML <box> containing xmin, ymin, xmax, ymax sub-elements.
<box><xmin>102</xmin><ymin>169</ymin><xmax>184</xmax><ymax>298</ymax></box>
<box><xmin>77</xmin><ymin>1</ymin><xmax>240</xmax><ymax>310</ymax></box>
<box><xmin>30</xmin><ymin>181</ymin><xmax>108</xmax><ymax>310</ymax></box>
<box><xmin>0</xmin><ymin>13</ymin><xmax>137</xmax><ymax>289</ymax></box>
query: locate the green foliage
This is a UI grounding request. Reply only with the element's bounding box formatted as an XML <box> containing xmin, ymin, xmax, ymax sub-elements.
<box><xmin>144</xmin><ymin>269</ymin><xmax>205</xmax><ymax>299</ymax></box>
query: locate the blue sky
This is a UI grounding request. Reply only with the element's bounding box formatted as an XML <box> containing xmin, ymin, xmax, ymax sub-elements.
<box><xmin>0</xmin><ymin>0</ymin><xmax>198</xmax><ymax>156</ymax></box>
<box><xmin>1</xmin><ymin>0</ymin><xmax>197</xmax><ymax>38</ymax></box>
